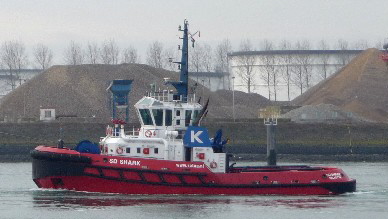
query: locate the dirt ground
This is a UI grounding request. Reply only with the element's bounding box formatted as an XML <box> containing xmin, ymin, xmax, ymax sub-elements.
<box><xmin>294</xmin><ymin>48</ymin><xmax>388</xmax><ymax>122</ymax></box>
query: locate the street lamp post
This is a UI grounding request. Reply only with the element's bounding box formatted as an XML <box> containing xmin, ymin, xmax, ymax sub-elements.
<box><xmin>201</xmin><ymin>79</ymin><xmax>205</xmax><ymax>105</ymax></box>
<box><xmin>232</xmin><ymin>76</ymin><xmax>235</xmax><ymax>122</ymax></box>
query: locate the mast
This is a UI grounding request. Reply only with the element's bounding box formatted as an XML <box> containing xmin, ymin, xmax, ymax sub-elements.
<box><xmin>179</xmin><ymin>20</ymin><xmax>189</xmax><ymax>100</ymax></box>
<box><xmin>167</xmin><ymin>20</ymin><xmax>198</xmax><ymax>103</ymax></box>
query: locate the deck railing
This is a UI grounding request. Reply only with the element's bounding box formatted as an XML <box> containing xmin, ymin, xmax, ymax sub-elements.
<box><xmin>147</xmin><ymin>90</ymin><xmax>197</xmax><ymax>103</ymax></box>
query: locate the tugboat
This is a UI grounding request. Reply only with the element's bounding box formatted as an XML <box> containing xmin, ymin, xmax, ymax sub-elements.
<box><xmin>31</xmin><ymin>20</ymin><xmax>356</xmax><ymax>195</ymax></box>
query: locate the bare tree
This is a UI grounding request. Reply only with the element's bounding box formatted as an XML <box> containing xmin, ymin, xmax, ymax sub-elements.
<box><xmin>64</xmin><ymin>41</ymin><xmax>84</xmax><ymax>65</ymax></box>
<box><xmin>188</xmin><ymin>43</ymin><xmax>212</xmax><ymax>74</ymax></box>
<box><xmin>101</xmin><ymin>39</ymin><xmax>120</xmax><ymax>64</ymax></box>
<box><xmin>1</xmin><ymin>41</ymin><xmax>28</xmax><ymax>90</ymax></box>
<box><xmin>214</xmin><ymin>39</ymin><xmax>232</xmax><ymax>89</ymax></box>
<box><xmin>86</xmin><ymin>42</ymin><xmax>100</xmax><ymax>64</ymax></box>
<box><xmin>202</xmin><ymin>43</ymin><xmax>213</xmax><ymax>72</ymax></box>
<box><xmin>291</xmin><ymin>64</ymin><xmax>304</xmax><ymax>95</ymax></box>
<box><xmin>214</xmin><ymin>39</ymin><xmax>232</xmax><ymax>72</ymax></box>
<box><xmin>146</xmin><ymin>41</ymin><xmax>164</xmax><ymax>69</ymax></box>
<box><xmin>14</xmin><ymin>42</ymin><xmax>28</xmax><ymax>84</ymax></box>
<box><xmin>337</xmin><ymin>39</ymin><xmax>349</xmax><ymax>50</ymax></box>
<box><xmin>291</xmin><ymin>40</ymin><xmax>313</xmax><ymax>95</ymax></box>
<box><xmin>295</xmin><ymin>40</ymin><xmax>313</xmax><ymax>89</ymax></box>
<box><xmin>189</xmin><ymin>43</ymin><xmax>204</xmax><ymax>73</ymax></box>
<box><xmin>353</xmin><ymin>39</ymin><xmax>369</xmax><ymax>50</ymax></box>
<box><xmin>163</xmin><ymin>46</ymin><xmax>178</xmax><ymax>71</ymax></box>
<box><xmin>374</xmin><ymin>40</ymin><xmax>383</xmax><ymax>50</ymax></box>
<box><xmin>259</xmin><ymin>39</ymin><xmax>276</xmax><ymax>100</ymax></box>
<box><xmin>1</xmin><ymin>41</ymin><xmax>16</xmax><ymax>89</ymax></box>
<box><xmin>33</xmin><ymin>44</ymin><xmax>53</xmax><ymax>70</ymax></box>
<box><xmin>317</xmin><ymin>40</ymin><xmax>330</xmax><ymax>79</ymax></box>
<box><xmin>121</xmin><ymin>46</ymin><xmax>139</xmax><ymax>64</ymax></box>
<box><xmin>100</xmin><ymin>43</ymin><xmax>112</xmax><ymax>64</ymax></box>
<box><xmin>336</xmin><ymin>39</ymin><xmax>351</xmax><ymax>66</ymax></box>
<box><xmin>202</xmin><ymin>44</ymin><xmax>214</xmax><ymax>87</ymax></box>
<box><xmin>279</xmin><ymin>40</ymin><xmax>294</xmax><ymax>101</ymax></box>
<box><xmin>234</xmin><ymin>39</ymin><xmax>256</xmax><ymax>93</ymax></box>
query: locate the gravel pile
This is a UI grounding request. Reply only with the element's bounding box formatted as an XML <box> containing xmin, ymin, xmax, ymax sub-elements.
<box><xmin>0</xmin><ymin>64</ymin><xmax>269</xmax><ymax>122</ymax></box>
<box><xmin>293</xmin><ymin>48</ymin><xmax>388</xmax><ymax>123</ymax></box>
<box><xmin>282</xmin><ymin>104</ymin><xmax>368</xmax><ymax>123</ymax></box>
<box><xmin>209</xmin><ymin>89</ymin><xmax>270</xmax><ymax>119</ymax></box>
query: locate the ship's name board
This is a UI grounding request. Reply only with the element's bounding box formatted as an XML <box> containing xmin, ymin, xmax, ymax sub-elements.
<box><xmin>109</xmin><ymin>158</ymin><xmax>141</xmax><ymax>166</ymax></box>
<box><xmin>327</xmin><ymin>173</ymin><xmax>342</xmax><ymax>180</ymax></box>
<box><xmin>176</xmin><ymin>163</ymin><xmax>205</xmax><ymax>169</ymax></box>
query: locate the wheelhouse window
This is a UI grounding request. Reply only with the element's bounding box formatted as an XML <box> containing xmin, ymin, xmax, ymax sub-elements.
<box><xmin>126</xmin><ymin>148</ymin><xmax>131</xmax><ymax>153</ymax></box>
<box><xmin>165</xmin><ymin>109</ymin><xmax>172</xmax><ymax>126</ymax></box>
<box><xmin>152</xmin><ymin>109</ymin><xmax>163</xmax><ymax>126</ymax></box>
<box><xmin>139</xmin><ymin>109</ymin><xmax>153</xmax><ymax>125</ymax></box>
<box><xmin>185</xmin><ymin>110</ymin><xmax>192</xmax><ymax>126</ymax></box>
<box><xmin>137</xmin><ymin>148</ymin><xmax>141</xmax><ymax>153</ymax></box>
<box><xmin>154</xmin><ymin>148</ymin><xmax>159</xmax><ymax>154</ymax></box>
<box><xmin>193</xmin><ymin>110</ymin><xmax>200</xmax><ymax>121</ymax></box>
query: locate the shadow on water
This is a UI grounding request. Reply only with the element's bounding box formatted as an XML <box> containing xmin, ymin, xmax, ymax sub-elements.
<box><xmin>31</xmin><ymin>189</ymin><xmax>342</xmax><ymax>210</ymax></box>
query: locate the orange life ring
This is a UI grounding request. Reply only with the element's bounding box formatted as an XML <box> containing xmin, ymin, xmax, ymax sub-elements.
<box><xmin>145</xmin><ymin>130</ymin><xmax>152</xmax><ymax>138</ymax></box>
<box><xmin>210</xmin><ymin>161</ymin><xmax>217</xmax><ymax>169</ymax></box>
<box><xmin>116</xmin><ymin>147</ymin><xmax>124</xmax><ymax>154</ymax></box>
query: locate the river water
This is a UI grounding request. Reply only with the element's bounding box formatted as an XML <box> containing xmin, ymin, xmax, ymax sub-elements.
<box><xmin>1</xmin><ymin>162</ymin><xmax>387</xmax><ymax>219</ymax></box>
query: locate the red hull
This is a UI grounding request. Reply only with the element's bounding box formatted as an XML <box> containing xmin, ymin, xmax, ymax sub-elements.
<box><xmin>34</xmin><ymin>176</ymin><xmax>343</xmax><ymax>195</ymax></box>
<box><xmin>31</xmin><ymin>146</ymin><xmax>356</xmax><ymax>195</ymax></box>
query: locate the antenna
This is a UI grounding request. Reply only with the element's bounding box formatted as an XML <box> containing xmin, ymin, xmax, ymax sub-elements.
<box><xmin>189</xmin><ymin>31</ymin><xmax>200</xmax><ymax>48</ymax></box>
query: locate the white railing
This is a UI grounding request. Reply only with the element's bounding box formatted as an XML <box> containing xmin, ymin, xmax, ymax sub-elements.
<box><xmin>147</xmin><ymin>90</ymin><xmax>197</xmax><ymax>103</ymax></box>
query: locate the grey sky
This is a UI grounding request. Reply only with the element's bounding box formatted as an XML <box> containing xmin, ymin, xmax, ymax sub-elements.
<box><xmin>1</xmin><ymin>0</ymin><xmax>387</xmax><ymax>64</ymax></box>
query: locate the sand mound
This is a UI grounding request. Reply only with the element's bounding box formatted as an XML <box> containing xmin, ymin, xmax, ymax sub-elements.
<box><xmin>209</xmin><ymin>90</ymin><xmax>270</xmax><ymax>119</ymax></box>
<box><xmin>0</xmin><ymin>64</ymin><xmax>269</xmax><ymax>122</ymax></box>
<box><xmin>293</xmin><ymin>48</ymin><xmax>388</xmax><ymax>122</ymax></box>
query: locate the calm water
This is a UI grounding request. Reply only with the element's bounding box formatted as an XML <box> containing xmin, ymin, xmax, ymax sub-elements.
<box><xmin>1</xmin><ymin>162</ymin><xmax>387</xmax><ymax>219</ymax></box>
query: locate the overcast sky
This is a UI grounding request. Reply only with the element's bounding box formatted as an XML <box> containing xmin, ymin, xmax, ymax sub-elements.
<box><xmin>1</xmin><ymin>0</ymin><xmax>388</xmax><ymax>64</ymax></box>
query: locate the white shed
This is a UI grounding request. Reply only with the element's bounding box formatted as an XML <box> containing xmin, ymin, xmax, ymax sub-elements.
<box><xmin>40</xmin><ymin>109</ymin><xmax>56</xmax><ymax>121</ymax></box>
